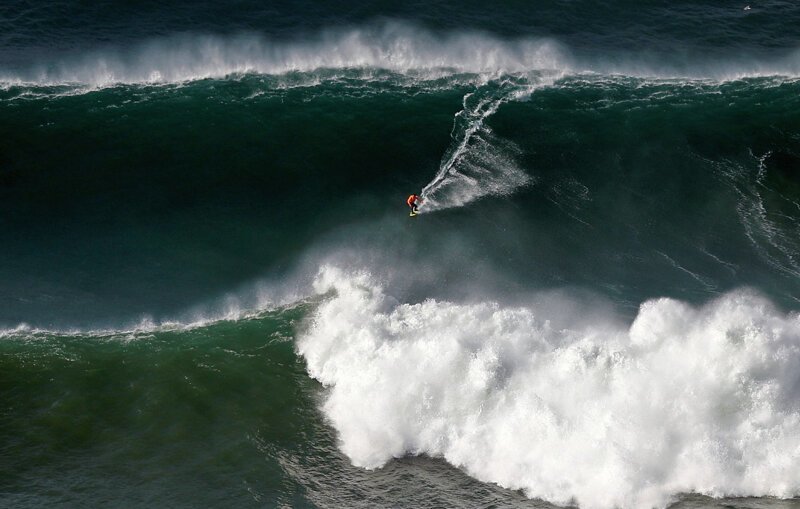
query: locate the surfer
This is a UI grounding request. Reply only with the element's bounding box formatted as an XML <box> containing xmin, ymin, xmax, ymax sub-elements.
<box><xmin>407</xmin><ymin>194</ymin><xmax>421</xmax><ymax>216</ymax></box>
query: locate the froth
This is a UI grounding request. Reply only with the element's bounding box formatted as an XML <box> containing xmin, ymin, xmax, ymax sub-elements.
<box><xmin>3</xmin><ymin>23</ymin><xmax>800</xmax><ymax>88</ymax></box>
<box><xmin>4</xmin><ymin>23</ymin><xmax>567</xmax><ymax>87</ymax></box>
<box><xmin>298</xmin><ymin>267</ymin><xmax>800</xmax><ymax>509</ymax></box>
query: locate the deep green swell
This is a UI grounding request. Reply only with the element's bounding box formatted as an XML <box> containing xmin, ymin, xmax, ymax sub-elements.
<box><xmin>2</xmin><ymin>76</ymin><xmax>800</xmax><ymax>327</ymax></box>
<box><xmin>0</xmin><ymin>306</ymin><xmax>313</xmax><ymax>506</ymax></box>
<box><xmin>0</xmin><ymin>76</ymin><xmax>464</xmax><ymax>326</ymax></box>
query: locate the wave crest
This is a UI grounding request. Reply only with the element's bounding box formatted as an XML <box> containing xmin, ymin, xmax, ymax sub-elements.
<box><xmin>3</xmin><ymin>22</ymin><xmax>800</xmax><ymax>88</ymax></box>
<box><xmin>1</xmin><ymin>23</ymin><xmax>567</xmax><ymax>87</ymax></box>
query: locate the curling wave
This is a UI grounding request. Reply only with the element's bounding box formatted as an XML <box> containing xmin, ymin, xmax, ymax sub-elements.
<box><xmin>3</xmin><ymin>22</ymin><xmax>800</xmax><ymax>88</ymax></box>
<box><xmin>0</xmin><ymin>23</ymin><xmax>567</xmax><ymax>87</ymax></box>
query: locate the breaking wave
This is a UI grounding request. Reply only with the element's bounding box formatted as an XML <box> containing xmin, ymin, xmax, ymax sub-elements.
<box><xmin>298</xmin><ymin>266</ymin><xmax>800</xmax><ymax>509</ymax></box>
<box><xmin>0</xmin><ymin>23</ymin><xmax>567</xmax><ymax>87</ymax></box>
<box><xmin>2</xmin><ymin>22</ymin><xmax>800</xmax><ymax>88</ymax></box>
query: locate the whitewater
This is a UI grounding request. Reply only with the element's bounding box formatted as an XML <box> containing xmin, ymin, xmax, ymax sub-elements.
<box><xmin>3</xmin><ymin>23</ymin><xmax>800</xmax><ymax>89</ymax></box>
<box><xmin>299</xmin><ymin>267</ymin><xmax>800</xmax><ymax>509</ymax></box>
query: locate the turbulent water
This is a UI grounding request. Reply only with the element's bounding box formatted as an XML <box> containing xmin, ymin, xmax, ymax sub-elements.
<box><xmin>3</xmin><ymin>1</ymin><xmax>800</xmax><ymax>508</ymax></box>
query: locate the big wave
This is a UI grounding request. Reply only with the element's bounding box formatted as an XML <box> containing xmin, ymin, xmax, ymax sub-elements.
<box><xmin>0</xmin><ymin>23</ymin><xmax>566</xmax><ymax>87</ymax></box>
<box><xmin>3</xmin><ymin>22</ymin><xmax>800</xmax><ymax>87</ymax></box>
<box><xmin>298</xmin><ymin>266</ymin><xmax>800</xmax><ymax>509</ymax></box>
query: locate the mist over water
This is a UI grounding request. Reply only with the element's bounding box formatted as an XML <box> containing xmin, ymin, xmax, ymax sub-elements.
<box><xmin>3</xmin><ymin>2</ymin><xmax>800</xmax><ymax>508</ymax></box>
<box><xmin>2</xmin><ymin>25</ymin><xmax>567</xmax><ymax>86</ymax></box>
<box><xmin>3</xmin><ymin>16</ymin><xmax>800</xmax><ymax>89</ymax></box>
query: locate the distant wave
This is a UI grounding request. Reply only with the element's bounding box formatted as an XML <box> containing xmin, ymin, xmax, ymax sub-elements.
<box><xmin>2</xmin><ymin>22</ymin><xmax>800</xmax><ymax>88</ymax></box>
<box><xmin>0</xmin><ymin>23</ymin><xmax>566</xmax><ymax>87</ymax></box>
<box><xmin>299</xmin><ymin>266</ymin><xmax>800</xmax><ymax>509</ymax></box>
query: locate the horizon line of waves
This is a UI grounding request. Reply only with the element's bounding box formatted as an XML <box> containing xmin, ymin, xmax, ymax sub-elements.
<box><xmin>0</xmin><ymin>68</ymin><xmax>549</xmax><ymax>102</ymax></box>
<box><xmin>0</xmin><ymin>24</ymin><xmax>569</xmax><ymax>88</ymax></box>
<box><xmin>419</xmin><ymin>77</ymin><xmax>546</xmax><ymax>212</ymax></box>
<box><xmin>3</xmin><ymin>22</ymin><xmax>800</xmax><ymax>88</ymax></box>
<box><xmin>298</xmin><ymin>266</ymin><xmax>800</xmax><ymax>509</ymax></box>
<box><xmin>2</xmin><ymin>70</ymin><xmax>799</xmax><ymax>103</ymax></box>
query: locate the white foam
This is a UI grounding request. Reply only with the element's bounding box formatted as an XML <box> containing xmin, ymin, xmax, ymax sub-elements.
<box><xmin>0</xmin><ymin>23</ymin><xmax>568</xmax><ymax>87</ymax></box>
<box><xmin>2</xmin><ymin>23</ymin><xmax>800</xmax><ymax>88</ymax></box>
<box><xmin>298</xmin><ymin>266</ymin><xmax>800</xmax><ymax>509</ymax></box>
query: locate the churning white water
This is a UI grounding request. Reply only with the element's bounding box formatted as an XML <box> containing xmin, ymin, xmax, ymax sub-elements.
<box><xmin>299</xmin><ymin>266</ymin><xmax>800</xmax><ymax>509</ymax></box>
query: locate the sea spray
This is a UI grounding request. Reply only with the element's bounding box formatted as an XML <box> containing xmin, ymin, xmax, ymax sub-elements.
<box><xmin>298</xmin><ymin>266</ymin><xmax>800</xmax><ymax>509</ymax></box>
<box><xmin>0</xmin><ymin>24</ymin><xmax>568</xmax><ymax>87</ymax></box>
<box><xmin>419</xmin><ymin>77</ymin><xmax>542</xmax><ymax>211</ymax></box>
<box><xmin>5</xmin><ymin>22</ymin><xmax>800</xmax><ymax>89</ymax></box>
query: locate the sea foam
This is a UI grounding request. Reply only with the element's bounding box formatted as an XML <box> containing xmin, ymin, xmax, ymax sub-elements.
<box><xmin>298</xmin><ymin>266</ymin><xmax>800</xmax><ymax>509</ymax></box>
<box><xmin>3</xmin><ymin>22</ymin><xmax>800</xmax><ymax>87</ymax></box>
<box><xmin>1</xmin><ymin>23</ymin><xmax>566</xmax><ymax>87</ymax></box>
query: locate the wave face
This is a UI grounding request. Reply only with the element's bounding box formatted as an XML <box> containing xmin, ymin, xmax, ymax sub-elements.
<box><xmin>4</xmin><ymin>3</ymin><xmax>800</xmax><ymax>508</ymax></box>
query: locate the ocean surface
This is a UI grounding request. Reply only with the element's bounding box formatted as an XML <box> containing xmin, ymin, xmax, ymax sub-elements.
<box><xmin>2</xmin><ymin>1</ymin><xmax>800</xmax><ymax>507</ymax></box>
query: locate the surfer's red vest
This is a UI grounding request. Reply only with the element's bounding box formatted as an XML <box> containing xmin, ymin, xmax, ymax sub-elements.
<box><xmin>407</xmin><ymin>194</ymin><xmax>418</xmax><ymax>207</ymax></box>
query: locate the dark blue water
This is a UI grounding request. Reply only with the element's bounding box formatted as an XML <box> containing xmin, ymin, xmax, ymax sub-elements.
<box><xmin>2</xmin><ymin>2</ymin><xmax>800</xmax><ymax>508</ymax></box>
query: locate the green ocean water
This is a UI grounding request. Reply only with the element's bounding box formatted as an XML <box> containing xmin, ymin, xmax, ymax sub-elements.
<box><xmin>0</xmin><ymin>75</ymin><xmax>469</xmax><ymax>326</ymax></box>
<box><xmin>3</xmin><ymin>23</ymin><xmax>800</xmax><ymax>506</ymax></box>
<box><xmin>3</xmin><ymin>75</ymin><xmax>800</xmax><ymax>325</ymax></box>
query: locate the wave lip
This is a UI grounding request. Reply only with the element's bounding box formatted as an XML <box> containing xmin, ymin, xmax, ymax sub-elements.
<box><xmin>298</xmin><ymin>267</ymin><xmax>800</xmax><ymax>509</ymax></box>
<box><xmin>4</xmin><ymin>22</ymin><xmax>800</xmax><ymax>88</ymax></box>
<box><xmin>0</xmin><ymin>23</ymin><xmax>569</xmax><ymax>87</ymax></box>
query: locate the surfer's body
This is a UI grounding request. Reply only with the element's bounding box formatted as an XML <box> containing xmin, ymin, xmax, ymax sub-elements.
<box><xmin>407</xmin><ymin>194</ymin><xmax>421</xmax><ymax>216</ymax></box>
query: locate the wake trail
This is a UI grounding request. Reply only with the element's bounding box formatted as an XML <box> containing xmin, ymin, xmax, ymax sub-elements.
<box><xmin>418</xmin><ymin>77</ymin><xmax>542</xmax><ymax>212</ymax></box>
